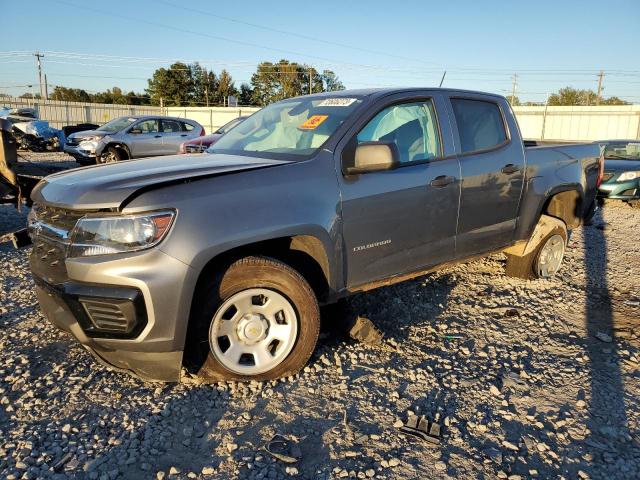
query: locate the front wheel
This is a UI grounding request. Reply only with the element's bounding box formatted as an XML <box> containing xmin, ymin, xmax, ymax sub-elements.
<box><xmin>188</xmin><ymin>256</ymin><xmax>320</xmax><ymax>382</ymax></box>
<box><xmin>505</xmin><ymin>223</ymin><xmax>567</xmax><ymax>280</ymax></box>
<box><xmin>98</xmin><ymin>147</ymin><xmax>121</xmax><ymax>164</ymax></box>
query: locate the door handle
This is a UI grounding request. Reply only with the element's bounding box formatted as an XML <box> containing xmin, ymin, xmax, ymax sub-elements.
<box><xmin>430</xmin><ymin>175</ymin><xmax>455</xmax><ymax>187</ymax></box>
<box><xmin>501</xmin><ymin>164</ymin><xmax>520</xmax><ymax>174</ymax></box>
<box><xmin>154</xmin><ymin>135</ymin><xmax>162</xmax><ymax>138</ymax></box>
<box><xmin>180</xmin><ymin>134</ymin><xmax>188</xmax><ymax>137</ymax></box>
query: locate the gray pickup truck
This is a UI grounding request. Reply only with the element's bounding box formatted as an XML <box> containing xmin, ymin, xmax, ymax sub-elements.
<box><xmin>27</xmin><ymin>88</ymin><xmax>603</xmax><ymax>383</ymax></box>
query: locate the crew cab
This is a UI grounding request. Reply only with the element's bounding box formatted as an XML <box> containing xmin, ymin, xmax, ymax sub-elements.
<box><xmin>27</xmin><ymin>88</ymin><xmax>602</xmax><ymax>383</ymax></box>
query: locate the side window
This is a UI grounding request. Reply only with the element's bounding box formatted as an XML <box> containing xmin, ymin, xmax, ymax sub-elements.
<box><xmin>161</xmin><ymin>119</ymin><xmax>182</xmax><ymax>133</ymax></box>
<box><xmin>182</xmin><ymin>122</ymin><xmax>194</xmax><ymax>132</ymax></box>
<box><xmin>133</xmin><ymin>119</ymin><xmax>158</xmax><ymax>134</ymax></box>
<box><xmin>451</xmin><ymin>98</ymin><xmax>507</xmax><ymax>154</ymax></box>
<box><xmin>357</xmin><ymin>101</ymin><xmax>440</xmax><ymax>164</ymax></box>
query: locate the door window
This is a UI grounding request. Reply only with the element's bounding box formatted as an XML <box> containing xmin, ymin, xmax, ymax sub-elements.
<box><xmin>133</xmin><ymin>119</ymin><xmax>159</xmax><ymax>134</ymax></box>
<box><xmin>451</xmin><ymin>98</ymin><xmax>507</xmax><ymax>153</ymax></box>
<box><xmin>357</xmin><ymin>101</ymin><xmax>440</xmax><ymax>164</ymax></box>
<box><xmin>161</xmin><ymin>119</ymin><xmax>182</xmax><ymax>133</ymax></box>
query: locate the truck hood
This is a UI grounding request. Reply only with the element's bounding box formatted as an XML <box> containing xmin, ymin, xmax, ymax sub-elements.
<box><xmin>31</xmin><ymin>153</ymin><xmax>291</xmax><ymax>210</ymax></box>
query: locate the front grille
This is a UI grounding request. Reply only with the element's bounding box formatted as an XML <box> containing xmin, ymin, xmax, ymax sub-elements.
<box><xmin>185</xmin><ymin>144</ymin><xmax>207</xmax><ymax>153</ymax></box>
<box><xmin>31</xmin><ymin>238</ymin><xmax>68</xmax><ymax>284</ymax></box>
<box><xmin>31</xmin><ymin>203</ymin><xmax>85</xmax><ymax>234</ymax></box>
<box><xmin>620</xmin><ymin>188</ymin><xmax>637</xmax><ymax>197</ymax></box>
<box><xmin>602</xmin><ymin>172</ymin><xmax>614</xmax><ymax>182</ymax></box>
<box><xmin>29</xmin><ymin>203</ymin><xmax>90</xmax><ymax>284</ymax></box>
<box><xmin>80</xmin><ymin>298</ymin><xmax>137</xmax><ymax>333</ymax></box>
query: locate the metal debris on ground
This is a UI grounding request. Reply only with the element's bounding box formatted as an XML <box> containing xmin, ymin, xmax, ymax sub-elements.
<box><xmin>398</xmin><ymin>415</ymin><xmax>441</xmax><ymax>446</ymax></box>
<box><xmin>263</xmin><ymin>434</ymin><xmax>302</xmax><ymax>464</ymax></box>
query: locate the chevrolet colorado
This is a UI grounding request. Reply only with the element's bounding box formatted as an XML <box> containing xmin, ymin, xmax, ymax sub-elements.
<box><xmin>27</xmin><ymin>88</ymin><xmax>603</xmax><ymax>382</ymax></box>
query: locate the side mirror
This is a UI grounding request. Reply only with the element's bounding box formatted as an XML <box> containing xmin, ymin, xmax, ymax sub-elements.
<box><xmin>343</xmin><ymin>141</ymin><xmax>400</xmax><ymax>175</ymax></box>
<box><xmin>129</xmin><ymin>128</ymin><xmax>142</xmax><ymax>134</ymax></box>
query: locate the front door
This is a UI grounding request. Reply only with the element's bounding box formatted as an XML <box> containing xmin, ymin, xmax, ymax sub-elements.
<box><xmin>128</xmin><ymin>119</ymin><xmax>163</xmax><ymax>157</ymax></box>
<box><xmin>338</xmin><ymin>96</ymin><xmax>461</xmax><ymax>288</ymax></box>
<box><xmin>447</xmin><ymin>96</ymin><xmax>525</xmax><ymax>257</ymax></box>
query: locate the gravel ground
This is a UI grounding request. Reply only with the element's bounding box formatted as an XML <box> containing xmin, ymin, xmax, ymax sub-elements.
<box><xmin>1</xmin><ymin>192</ymin><xmax>639</xmax><ymax>479</ymax></box>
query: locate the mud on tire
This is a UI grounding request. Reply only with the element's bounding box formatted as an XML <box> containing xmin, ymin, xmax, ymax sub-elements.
<box><xmin>505</xmin><ymin>224</ymin><xmax>568</xmax><ymax>280</ymax></box>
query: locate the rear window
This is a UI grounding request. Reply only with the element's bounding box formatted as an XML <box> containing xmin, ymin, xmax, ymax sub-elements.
<box><xmin>451</xmin><ymin>98</ymin><xmax>507</xmax><ymax>154</ymax></box>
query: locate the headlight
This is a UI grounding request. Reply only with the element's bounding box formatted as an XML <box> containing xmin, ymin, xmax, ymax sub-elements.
<box><xmin>68</xmin><ymin>210</ymin><xmax>175</xmax><ymax>257</ymax></box>
<box><xmin>78</xmin><ymin>135</ymin><xmax>103</xmax><ymax>143</ymax></box>
<box><xmin>618</xmin><ymin>171</ymin><xmax>639</xmax><ymax>182</ymax></box>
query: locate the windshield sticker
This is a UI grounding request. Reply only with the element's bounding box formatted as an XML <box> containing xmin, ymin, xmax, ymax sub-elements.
<box><xmin>299</xmin><ymin>115</ymin><xmax>328</xmax><ymax>130</ymax></box>
<box><xmin>317</xmin><ymin>98</ymin><xmax>357</xmax><ymax>107</ymax></box>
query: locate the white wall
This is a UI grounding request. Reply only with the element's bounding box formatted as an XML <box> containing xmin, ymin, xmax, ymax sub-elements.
<box><xmin>165</xmin><ymin>106</ymin><xmax>261</xmax><ymax>134</ymax></box>
<box><xmin>513</xmin><ymin>105</ymin><xmax>640</xmax><ymax>141</ymax></box>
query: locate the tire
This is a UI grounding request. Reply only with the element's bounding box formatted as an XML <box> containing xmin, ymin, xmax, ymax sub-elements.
<box><xmin>188</xmin><ymin>256</ymin><xmax>320</xmax><ymax>382</ymax></box>
<box><xmin>505</xmin><ymin>224</ymin><xmax>568</xmax><ymax>280</ymax></box>
<box><xmin>98</xmin><ymin>147</ymin><xmax>121</xmax><ymax>164</ymax></box>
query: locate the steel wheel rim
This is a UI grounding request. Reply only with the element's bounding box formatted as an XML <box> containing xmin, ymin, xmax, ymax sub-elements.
<box><xmin>101</xmin><ymin>151</ymin><xmax>117</xmax><ymax>163</ymax></box>
<box><xmin>209</xmin><ymin>288</ymin><xmax>298</xmax><ymax>375</ymax></box>
<box><xmin>536</xmin><ymin>234</ymin><xmax>565</xmax><ymax>278</ymax></box>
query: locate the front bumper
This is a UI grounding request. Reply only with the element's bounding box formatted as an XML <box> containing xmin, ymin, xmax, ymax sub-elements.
<box><xmin>32</xmin><ymin>247</ymin><xmax>196</xmax><ymax>382</ymax></box>
<box><xmin>63</xmin><ymin>144</ymin><xmax>97</xmax><ymax>163</ymax></box>
<box><xmin>598</xmin><ymin>180</ymin><xmax>640</xmax><ymax>200</ymax></box>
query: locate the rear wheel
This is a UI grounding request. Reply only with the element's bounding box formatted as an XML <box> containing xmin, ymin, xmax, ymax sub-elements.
<box><xmin>189</xmin><ymin>256</ymin><xmax>320</xmax><ymax>382</ymax></box>
<box><xmin>505</xmin><ymin>224</ymin><xmax>568</xmax><ymax>280</ymax></box>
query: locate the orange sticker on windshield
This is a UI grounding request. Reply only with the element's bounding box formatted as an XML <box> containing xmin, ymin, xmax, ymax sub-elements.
<box><xmin>299</xmin><ymin>115</ymin><xmax>328</xmax><ymax>130</ymax></box>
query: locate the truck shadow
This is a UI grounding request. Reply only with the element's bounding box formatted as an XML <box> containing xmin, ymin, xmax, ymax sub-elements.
<box><xmin>581</xmin><ymin>211</ymin><xmax>635</xmax><ymax>461</ymax></box>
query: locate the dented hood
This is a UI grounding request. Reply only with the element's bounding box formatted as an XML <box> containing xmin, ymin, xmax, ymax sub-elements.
<box><xmin>31</xmin><ymin>153</ymin><xmax>290</xmax><ymax>210</ymax></box>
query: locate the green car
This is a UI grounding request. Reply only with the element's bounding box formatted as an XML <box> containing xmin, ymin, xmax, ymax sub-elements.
<box><xmin>597</xmin><ymin>140</ymin><xmax>640</xmax><ymax>207</ymax></box>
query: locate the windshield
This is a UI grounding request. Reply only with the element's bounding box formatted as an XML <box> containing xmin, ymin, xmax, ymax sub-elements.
<box><xmin>97</xmin><ymin>117</ymin><xmax>138</xmax><ymax>134</ymax></box>
<box><xmin>208</xmin><ymin>96</ymin><xmax>364</xmax><ymax>159</ymax></box>
<box><xmin>603</xmin><ymin>142</ymin><xmax>640</xmax><ymax>160</ymax></box>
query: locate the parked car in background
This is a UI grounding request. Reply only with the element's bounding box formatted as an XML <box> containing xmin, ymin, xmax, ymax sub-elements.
<box><xmin>179</xmin><ymin>116</ymin><xmax>248</xmax><ymax>153</ymax></box>
<box><xmin>596</xmin><ymin>140</ymin><xmax>640</xmax><ymax>206</ymax></box>
<box><xmin>28</xmin><ymin>88</ymin><xmax>601</xmax><ymax>383</ymax></box>
<box><xmin>64</xmin><ymin>115</ymin><xmax>205</xmax><ymax>165</ymax></box>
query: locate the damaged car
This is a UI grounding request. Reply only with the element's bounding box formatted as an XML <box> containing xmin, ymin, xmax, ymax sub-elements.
<box><xmin>64</xmin><ymin>115</ymin><xmax>205</xmax><ymax>165</ymax></box>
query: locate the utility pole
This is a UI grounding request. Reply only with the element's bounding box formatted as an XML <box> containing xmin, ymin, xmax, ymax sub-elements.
<box><xmin>309</xmin><ymin>67</ymin><xmax>312</xmax><ymax>95</ymax></box>
<box><xmin>596</xmin><ymin>70</ymin><xmax>605</xmax><ymax>106</ymax></box>
<box><xmin>34</xmin><ymin>52</ymin><xmax>46</xmax><ymax>99</ymax></box>
<box><xmin>510</xmin><ymin>74</ymin><xmax>518</xmax><ymax>105</ymax></box>
<box><xmin>44</xmin><ymin>74</ymin><xmax>48</xmax><ymax>100</ymax></box>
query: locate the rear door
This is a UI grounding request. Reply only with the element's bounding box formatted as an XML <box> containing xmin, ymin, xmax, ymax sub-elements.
<box><xmin>128</xmin><ymin>118</ymin><xmax>163</xmax><ymax>157</ymax></box>
<box><xmin>160</xmin><ymin>119</ymin><xmax>190</xmax><ymax>154</ymax></box>
<box><xmin>337</xmin><ymin>92</ymin><xmax>461</xmax><ymax>288</ymax></box>
<box><xmin>447</xmin><ymin>95</ymin><xmax>525</xmax><ymax>257</ymax></box>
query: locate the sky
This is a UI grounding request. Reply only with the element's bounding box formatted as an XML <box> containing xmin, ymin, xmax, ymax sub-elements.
<box><xmin>1</xmin><ymin>0</ymin><xmax>639</xmax><ymax>104</ymax></box>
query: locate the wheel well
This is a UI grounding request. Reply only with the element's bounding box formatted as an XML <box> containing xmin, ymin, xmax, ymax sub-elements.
<box><xmin>104</xmin><ymin>143</ymin><xmax>130</xmax><ymax>160</ymax></box>
<box><xmin>543</xmin><ymin>190</ymin><xmax>581</xmax><ymax>228</ymax></box>
<box><xmin>192</xmin><ymin>236</ymin><xmax>331</xmax><ymax>305</ymax></box>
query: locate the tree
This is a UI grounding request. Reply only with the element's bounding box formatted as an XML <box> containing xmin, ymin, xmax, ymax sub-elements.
<box><xmin>321</xmin><ymin>70</ymin><xmax>345</xmax><ymax>92</ymax></box>
<box><xmin>250</xmin><ymin>59</ymin><xmax>345</xmax><ymax>106</ymax></box>
<box><xmin>547</xmin><ymin>87</ymin><xmax>629</xmax><ymax>106</ymax></box>
<box><xmin>238</xmin><ymin>83</ymin><xmax>254</xmax><ymax>105</ymax></box>
<box><xmin>191</xmin><ymin>63</ymin><xmax>218</xmax><ymax>106</ymax></box>
<box><xmin>19</xmin><ymin>92</ymin><xmax>41</xmax><ymax>99</ymax></box>
<box><xmin>216</xmin><ymin>69</ymin><xmax>237</xmax><ymax>105</ymax></box>
<box><xmin>50</xmin><ymin>86</ymin><xmax>92</xmax><ymax>102</ymax></box>
<box><xmin>146</xmin><ymin>62</ymin><xmax>195</xmax><ymax>106</ymax></box>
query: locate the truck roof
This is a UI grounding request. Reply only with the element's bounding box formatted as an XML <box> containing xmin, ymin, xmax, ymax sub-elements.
<box><xmin>297</xmin><ymin>87</ymin><xmax>507</xmax><ymax>101</ymax></box>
